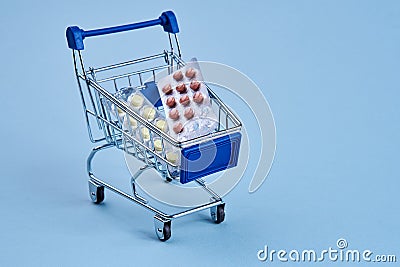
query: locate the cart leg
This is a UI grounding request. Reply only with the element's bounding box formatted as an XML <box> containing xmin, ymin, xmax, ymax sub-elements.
<box><xmin>154</xmin><ymin>215</ymin><xmax>172</xmax><ymax>241</ymax></box>
<box><xmin>130</xmin><ymin>165</ymin><xmax>150</xmax><ymax>204</ymax></box>
<box><xmin>131</xmin><ymin>182</ymin><xmax>148</xmax><ymax>204</ymax></box>
<box><xmin>89</xmin><ymin>180</ymin><xmax>105</xmax><ymax>204</ymax></box>
<box><xmin>210</xmin><ymin>203</ymin><xmax>225</xmax><ymax>224</ymax></box>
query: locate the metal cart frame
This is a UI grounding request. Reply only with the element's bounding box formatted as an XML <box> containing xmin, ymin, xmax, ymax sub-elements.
<box><xmin>66</xmin><ymin>11</ymin><xmax>242</xmax><ymax>241</ymax></box>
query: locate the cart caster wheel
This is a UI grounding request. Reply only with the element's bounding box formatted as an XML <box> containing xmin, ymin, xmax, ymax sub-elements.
<box><xmin>210</xmin><ymin>203</ymin><xmax>225</xmax><ymax>224</ymax></box>
<box><xmin>154</xmin><ymin>216</ymin><xmax>171</xmax><ymax>242</ymax></box>
<box><xmin>89</xmin><ymin>180</ymin><xmax>105</xmax><ymax>204</ymax></box>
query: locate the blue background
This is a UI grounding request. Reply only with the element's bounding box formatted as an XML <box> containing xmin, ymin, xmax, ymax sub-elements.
<box><xmin>1</xmin><ymin>0</ymin><xmax>399</xmax><ymax>266</ymax></box>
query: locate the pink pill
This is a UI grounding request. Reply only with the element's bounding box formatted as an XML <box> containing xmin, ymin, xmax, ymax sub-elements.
<box><xmin>185</xmin><ymin>68</ymin><xmax>196</xmax><ymax>79</ymax></box>
<box><xmin>184</xmin><ymin>107</ymin><xmax>195</xmax><ymax>119</ymax></box>
<box><xmin>169</xmin><ymin>108</ymin><xmax>180</xmax><ymax>120</ymax></box>
<box><xmin>173</xmin><ymin>122</ymin><xmax>184</xmax><ymax>134</ymax></box>
<box><xmin>176</xmin><ymin>83</ymin><xmax>187</xmax><ymax>94</ymax></box>
<box><xmin>166</xmin><ymin>97</ymin><xmax>176</xmax><ymax>108</ymax></box>
<box><xmin>173</xmin><ymin>71</ymin><xmax>183</xmax><ymax>81</ymax></box>
<box><xmin>179</xmin><ymin>95</ymin><xmax>190</xmax><ymax>106</ymax></box>
<box><xmin>190</xmin><ymin>80</ymin><xmax>201</xmax><ymax>91</ymax></box>
<box><xmin>162</xmin><ymin>84</ymin><xmax>173</xmax><ymax>95</ymax></box>
<box><xmin>193</xmin><ymin>92</ymin><xmax>204</xmax><ymax>103</ymax></box>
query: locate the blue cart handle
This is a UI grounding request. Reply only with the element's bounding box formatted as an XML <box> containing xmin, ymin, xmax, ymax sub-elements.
<box><xmin>66</xmin><ymin>11</ymin><xmax>179</xmax><ymax>50</ymax></box>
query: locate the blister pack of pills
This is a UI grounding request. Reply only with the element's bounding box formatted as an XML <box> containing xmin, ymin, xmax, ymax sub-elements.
<box><xmin>109</xmin><ymin>87</ymin><xmax>180</xmax><ymax>174</ymax></box>
<box><xmin>109</xmin><ymin>87</ymin><xmax>169</xmax><ymax>148</ymax></box>
<box><xmin>156</xmin><ymin>62</ymin><xmax>218</xmax><ymax>142</ymax></box>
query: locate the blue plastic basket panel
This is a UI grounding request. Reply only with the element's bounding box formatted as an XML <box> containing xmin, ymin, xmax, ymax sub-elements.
<box><xmin>180</xmin><ymin>132</ymin><xmax>241</xmax><ymax>184</ymax></box>
<box><xmin>142</xmin><ymin>81</ymin><xmax>163</xmax><ymax>107</ymax></box>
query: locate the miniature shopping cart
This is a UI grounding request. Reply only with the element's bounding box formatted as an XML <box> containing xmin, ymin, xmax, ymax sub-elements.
<box><xmin>66</xmin><ymin>11</ymin><xmax>242</xmax><ymax>241</ymax></box>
